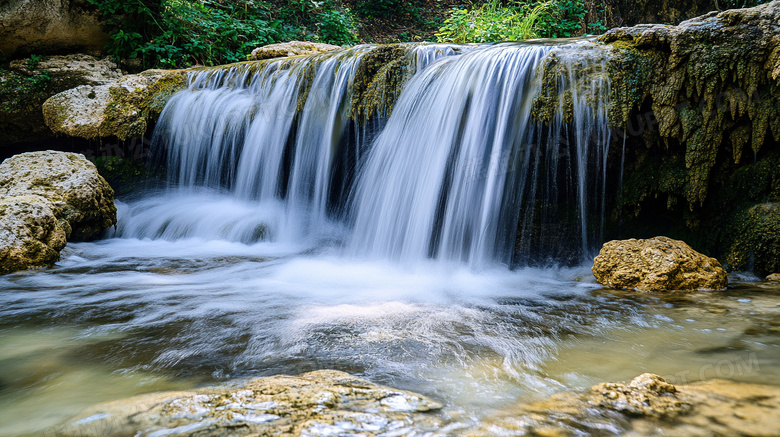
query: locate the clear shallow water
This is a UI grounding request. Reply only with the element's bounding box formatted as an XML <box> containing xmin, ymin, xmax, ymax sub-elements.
<box><xmin>1</xmin><ymin>194</ymin><xmax>779</xmax><ymax>436</ymax></box>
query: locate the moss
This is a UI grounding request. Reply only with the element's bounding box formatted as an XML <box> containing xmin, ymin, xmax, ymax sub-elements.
<box><xmin>349</xmin><ymin>44</ymin><xmax>416</xmax><ymax>122</ymax></box>
<box><xmin>725</xmin><ymin>203</ymin><xmax>780</xmax><ymax>275</ymax></box>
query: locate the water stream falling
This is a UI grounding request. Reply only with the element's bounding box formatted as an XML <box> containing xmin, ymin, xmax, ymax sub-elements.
<box><xmin>129</xmin><ymin>41</ymin><xmax>613</xmax><ymax>265</ymax></box>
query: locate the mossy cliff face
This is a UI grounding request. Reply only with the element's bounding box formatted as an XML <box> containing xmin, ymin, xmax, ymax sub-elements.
<box><xmin>544</xmin><ymin>1</ymin><xmax>780</xmax><ymax>275</ymax></box>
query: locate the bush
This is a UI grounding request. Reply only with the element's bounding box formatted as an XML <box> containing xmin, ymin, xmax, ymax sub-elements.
<box><xmin>316</xmin><ymin>8</ymin><xmax>358</xmax><ymax>45</ymax></box>
<box><xmin>436</xmin><ymin>0</ymin><xmax>551</xmax><ymax>43</ymax></box>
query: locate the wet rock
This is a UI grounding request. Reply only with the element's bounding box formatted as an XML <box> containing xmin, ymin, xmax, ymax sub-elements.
<box><xmin>0</xmin><ymin>54</ymin><xmax>124</xmax><ymax>145</ymax></box>
<box><xmin>767</xmin><ymin>273</ymin><xmax>780</xmax><ymax>281</ymax></box>
<box><xmin>42</xmin><ymin>69</ymin><xmax>187</xmax><ymax>141</ymax></box>
<box><xmin>469</xmin><ymin>374</ymin><xmax>780</xmax><ymax>436</ymax></box>
<box><xmin>53</xmin><ymin>370</ymin><xmax>443</xmax><ymax>437</ymax></box>
<box><xmin>592</xmin><ymin>236</ymin><xmax>728</xmax><ymax>292</ymax></box>
<box><xmin>0</xmin><ymin>151</ymin><xmax>116</xmax><ymax>274</ymax></box>
<box><xmin>0</xmin><ymin>0</ymin><xmax>107</xmax><ymax>59</ymax></box>
<box><xmin>249</xmin><ymin>41</ymin><xmax>341</xmax><ymax>60</ymax></box>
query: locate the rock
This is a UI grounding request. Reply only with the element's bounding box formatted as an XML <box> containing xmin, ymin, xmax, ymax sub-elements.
<box><xmin>52</xmin><ymin>370</ymin><xmax>444</xmax><ymax>437</ymax></box>
<box><xmin>249</xmin><ymin>41</ymin><xmax>341</xmax><ymax>60</ymax></box>
<box><xmin>0</xmin><ymin>195</ymin><xmax>67</xmax><ymax>275</ymax></box>
<box><xmin>42</xmin><ymin>69</ymin><xmax>188</xmax><ymax>141</ymax></box>
<box><xmin>592</xmin><ymin>236</ymin><xmax>729</xmax><ymax>291</ymax></box>
<box><xmin>767</xmin><ymin>273</ymin><xmax>780</xmax><ymax>281</ymax></box>
<box><xmin>0</xmin><ymin>151</ymin><xmax>116</xmax><ymax>240</ymax></box>
<box><xmin>0</xmin><ymin>0</ymin><xmax>108</xmax><ymax>59</ymax></box>
<box><xmin>0</xmin><ymin>151</ymin><xmax>116</xmax><ymax>274</ymax></box>
<box><xmin>1</xmin><ymin>54</ymin><xmax>124</xmax><ymax>145</ymax></box>
<box><xmin>468</xmin><ymin>374</ymin><xmax>780</xmax><ymax>436</ymax></box>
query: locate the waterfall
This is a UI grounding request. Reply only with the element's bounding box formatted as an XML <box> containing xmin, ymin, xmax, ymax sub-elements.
<box><xmin>125</xmin><ymin>41</ymin><xmax>614</xmax><ymax>266</ymax></box>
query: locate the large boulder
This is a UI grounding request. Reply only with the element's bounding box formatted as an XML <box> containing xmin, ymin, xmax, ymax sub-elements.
<box><xmin>0</xmin><ymin>151</ymin><xmax>116</xmax><ymax>274</ymax></box>
<box><xmin>592</xmin><ymin>236</ymin><xmax>729</xmax><ymax>291</ymax></box>
<box><xmin>0</xmin><ymin>0</ymin><xmax>108</xmax><ymax>59</ymax></box>
<box><xmin>249</xmin><ymin>41</ymin><xmax>341</xmax><ymax>60</ymax></box>
<box><xmin>467</xmin><ymin>373</ymin><xmax>780</xmax><ymax>436</ymax></box>
<box><xmin>42</xmin><ymin>69</ymin><xmax>188</xmax><ymax>141</ymax></box>
<box><xmin>52</xmin><ymin>370</ymin><xmax>443</xmax><ymax>437</ymax></box>
<box><xmin>0</xmin><ymin>54</ymin><xmax>123</xmax><ymax>145</ymax></box>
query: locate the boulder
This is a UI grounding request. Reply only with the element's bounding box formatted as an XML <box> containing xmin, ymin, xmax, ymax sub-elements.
<box><xmin>0</xmin><ymin>0</ymin><xmax>108</xmax><ymax>59</ymax></box>
<box><xmin>0</xmin><ymin>151</ymin><xmax>116</xmax><ymax>274</ymax></box>
<box><xmin>592</xmin><ymin>236</ymin><xmax>729</xmax><ymax>291</ymax></box>
<box><xmin>52</xmin><ymin>370</ymin><xmax>443</xmax><ymax>437</ymax></box>
<box><xmin>767</xmin><ymin>273</ymin><xmax>780</xmax><ymax>281</ymax></box>
<box><xmin>467</xmin><ymin>374</ymin><xmax>780</xmax><ymax>436</ymax></box>
<box><xmin>0</xmin><ymin>195</ymin><xmax>67</xmax><ymax>275</ymax></box>
<box><xmin>249</xmin><ymin>40</ymin><xmax>341</xmax><ymax>60</ymax></box>
<box><xmin>42</xmin><ymin>69</ymin><xmax>188</xmax><ymax>141</ymax></box>
<box><xmin>0</xmin><ymin>54</ymin><xmax>124</xmax><ymax>145</ymax></box>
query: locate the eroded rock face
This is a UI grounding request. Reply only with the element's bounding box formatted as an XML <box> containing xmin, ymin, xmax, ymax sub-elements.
<box><xmin>54</xmin><ymin>370</ymin><xmax>443</xmax><ymax>437</ymax></box>
<box><xmin>468</xmin><ymin>374</ymin><xmax>780</xmax><ymax>436</ymax></box>
<box><xmin>0</xmin><ymin>151</ymin><xmax>116</xmax><ymax>274</ymax></box>
<box><xmin>249</xmin><ymin>41</ymin><xmax>341</xmax><ymax>60</ymax></box>
<box><xmin>42</xmin><ymin>69</ymin><xmax>188</xmax><ymax>141</ymax></box>
<box><xmin>0</xmin><ymin>0</ymin><xmax>108</xmax><ymax>59</ymax></box>
<box><xmin>592</xmin><ymin>236</ymin><xmax>728</xmax><ymax>291</ymax></box>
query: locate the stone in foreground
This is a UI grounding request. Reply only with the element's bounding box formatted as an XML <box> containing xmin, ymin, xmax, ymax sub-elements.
<box><xmin>249</xmin><ymin>41</ymin><xmax>341</xmax><ymax>60</ymax></box>
<box><xmin>592</xmin><ymin>236</ymin><xmax>728</xmax><ymax>291</ymax></box>
<box><xmin>467</xmin><ymin>373</ymin><xmax>780</xmax><ymax>436</ymax></box>
<box><xmin>0</xmin><ymin>151</ymin><xmax>116</xmax><ymax>274</ymax></box>
<box><xmin>54</xmin><ymin>370</ymin><xmax>443</xmax><ymax>437</ymax></box>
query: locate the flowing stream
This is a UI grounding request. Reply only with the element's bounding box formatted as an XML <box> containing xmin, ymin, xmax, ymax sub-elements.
<box><xmin>1</xmin><ymin>42</ymin><xmax>779</xmax><ymax>435</ymax></box>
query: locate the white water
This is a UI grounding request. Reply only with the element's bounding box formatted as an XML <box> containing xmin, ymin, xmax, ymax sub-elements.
<box><xmin>146</xmin><ymin>41</ymin><xmax>613</xmax><ymax>265</ymax></box>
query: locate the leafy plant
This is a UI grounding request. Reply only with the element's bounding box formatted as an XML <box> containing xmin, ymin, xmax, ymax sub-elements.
<box><xmin>436</xmin><ymin>0</ymin><xmax>551</xmax><ymax>43</ymax></box>
<box><xmin>317</xmin><ymin>8</ymin><xmax>358</xmax><ymax>45</ymax></box>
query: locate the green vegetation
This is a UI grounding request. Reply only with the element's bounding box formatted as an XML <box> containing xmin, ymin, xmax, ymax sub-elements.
<box><xmin>86</xmin><ymin>0</ymin><xmax>611</xmax><ymax>69</ymax></box>
<box><xmin>86</xmin><ymin>0</ymin><xmax>358</xmax><ymax>68</ymax></box>
<box><xmin>437</xmin><ymin>0</ymin><xmax>607</xmax><ymax>43</ymax></box>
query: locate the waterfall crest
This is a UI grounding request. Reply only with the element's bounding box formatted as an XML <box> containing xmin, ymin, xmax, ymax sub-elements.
<box><xmin>122</xmin><ymin>41</ymin><xmax>614</xmax><ymax>266</ymax></box>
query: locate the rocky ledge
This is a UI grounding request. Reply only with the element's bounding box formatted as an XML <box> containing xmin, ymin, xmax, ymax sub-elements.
<box><xmin>592</xmin><ymin>236</ymin><xmax>728</xmax><ymax>291</ymax></box>
<box><xmin>53</xmin><ymin>370</ymin><xmax>443</xmax><ymax>437</ymax></box>
<box><xmin>0</xmin><ymin>151</ymin><xmax>116</xmax><ymax>274</ymax></box>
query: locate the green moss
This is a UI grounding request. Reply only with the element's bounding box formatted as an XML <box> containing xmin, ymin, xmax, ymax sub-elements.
<box><xmin>349</xmin><ymin>44</ymin><xmax>416</xmax><ymax>122</ymax></box>
<box><xmin>725</xmin><ymin>203</ymin><xmax>780</xmax><ymax>275</ymax></box>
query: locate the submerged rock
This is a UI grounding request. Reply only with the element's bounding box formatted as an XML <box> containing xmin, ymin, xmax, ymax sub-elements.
<box><xmin>0</xmin><ymin>151</ymin><xmax>116</xmax><ymax>274</ymax></box>
<box><xmin>469</xmin><ymin>374</ymin><xmax>780</xmax><ymax>436</ymax></box>
<box><xmin>249</xmin><ymin>41</ymin><xmax>341</xmax><ymax>60</ymax></box>
<box><xmin>54</xmin><ymin>370</ymin><xmax>443</xmax><ymax>437</ymax></box>
<box><xmin>42</xmin><ymin>69</ymin><xmax>187</xmax><ymax>141</ymax></box>
<box><xmin>592</xmin><ymin>236</ymin><xmax>728</xmax><ymax>291</ymax></box>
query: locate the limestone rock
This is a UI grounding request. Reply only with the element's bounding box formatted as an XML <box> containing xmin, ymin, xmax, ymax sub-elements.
<box><xmin>42</xmin><ymin>69</ymin><xmax>188</xmax><ymax>140</ymax></box>
<box><xmin>1</xmin><ymin>54</ymin><xmax>124</xmax><ymax>145</ymax></box>
<box><xmin>467</xmin><ymin>374</ymin><xmax>780</xmax><ymax>436</ymax></box>
<box><xmin>0</xmin><ymin>0</ymin><xmax>108</xmax><ymax>59</ymax></box>
<box><xmin>249</xmin><ymin>41</ymin><xmax>341</xmax><ymax>60</ymax></box>
<box><xmin>592</xmin><ymin>236</ymin><xmax>728</xmax><ymax>291</ymax></box>
<box><xmin>767</xmin><ymin>273</ymin><xmax>780</xmax><ymax>281</ymax></box>
<box><xmin>53</xmin><ymin>370</ymin><xmax>443</xmax><ymax>437</ymax></box>
<box><xmin>0</xmin><ymin>151</ymin><xmax>116</xmax><ymax>240</ymax></box>
<box><xmin>0</xmin><ymin>195</ymin><xmax>67</xmax><ymax>275</ymax></box>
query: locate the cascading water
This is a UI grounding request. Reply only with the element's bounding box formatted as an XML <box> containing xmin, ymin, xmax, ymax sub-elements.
<box><xmin>119</xmin><ymin>41</ymin><xmax>614</xmax><ymax>266</ymax></box>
